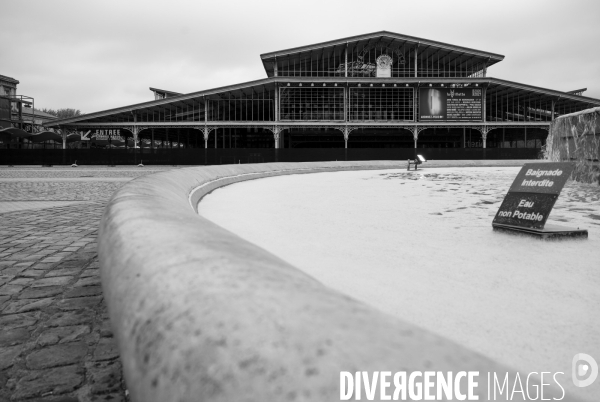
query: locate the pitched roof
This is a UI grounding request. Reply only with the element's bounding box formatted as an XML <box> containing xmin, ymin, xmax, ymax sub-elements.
<box><xmin>45</xmin><ymin>75</ymin><xmax>600</xmax><ymax>127</ymax></box>
<box><xmin>0</xmin><ymin>74</ymin><xmax>19</xmax><ymax>85</ymax></box>
<box><xmin>22</xmin><ymin>107</ymin><xmax>59</xmax><ymax>120</ymax></box>
<box><xmin>149</xmin><ymin>87</ymin><xmax>183</xmax><ymax>97</ymax></box>
<box><xmin>260</xmin><ymin>31</ymin><xmax>505</xmax><ymax>76</ymax></box>
<box><xmin>261</xmin><ymin>31</ymin><xmax>504</xmax><ymax>60</ymax></box>
<box><xmin>47</xmin><ymin>77</ymin><xmax>274</xmax><ymax>125</ymax></box>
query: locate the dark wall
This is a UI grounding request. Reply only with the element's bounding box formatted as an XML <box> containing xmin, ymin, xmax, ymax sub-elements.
<box><xmin>0</xmin><ymin>147</ymin><xmax>540</xmax><ymax>166</ymax></box>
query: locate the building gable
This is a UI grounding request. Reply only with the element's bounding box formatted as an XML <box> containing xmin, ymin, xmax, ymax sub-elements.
<box><xmin>260</xmin><ymin>31</ymin><xmax>505</xmax><ymax>79</ymax></box>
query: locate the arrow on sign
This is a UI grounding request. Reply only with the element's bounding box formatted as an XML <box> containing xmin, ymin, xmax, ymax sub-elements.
<box><xmin>80</xmin><ymin>130</ymin><xmax>91</xmax><ymax>141</ymax></box>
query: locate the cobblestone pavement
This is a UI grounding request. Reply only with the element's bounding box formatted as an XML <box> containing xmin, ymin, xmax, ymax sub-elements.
<box><xmin>0</xmin><ymin>167</ymin><xmax>176</xmax><ymax>401</ymax></box>
<box><xmin>0</xmin><ymin>167</ymin><xmax>175</xmax><ymax>180</ymax></box>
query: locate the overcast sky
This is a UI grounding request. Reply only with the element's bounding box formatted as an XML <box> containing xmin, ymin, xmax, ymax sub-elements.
<box><xmin>2</xmin><ymin>0</ymin><xmax>599</xmax><ymax>113</ymax></box>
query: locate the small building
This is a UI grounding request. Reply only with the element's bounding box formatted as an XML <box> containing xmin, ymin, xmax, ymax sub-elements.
<box><xmin>0</xmin><ymin>74</ymin><xmax>56</xmax><ymax>131</ymax></box>
<box><xmin>0</xmin><ymin>74</ymin><xmax>63</xmax><ymax>152</ymax></box>
<box><xmin>0</xmin><ymin>74</ymin><xmax>18</xmax><ymax>98</ymax></box>
<box><xmin>0</xmin><ymin>74</ymin><xmax>24</xmax><ymax>130</ymax></box>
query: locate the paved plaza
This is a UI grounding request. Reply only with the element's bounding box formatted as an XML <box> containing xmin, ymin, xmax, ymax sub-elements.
<box><xmin>0</xmin><ymin>166</ymin><xmax>174</xmax><ymax>402</ymax></box>
<box><xmin>1</xmin><ymin>160</ymin><xmax>590</xmax><ymax>401</ymax></box>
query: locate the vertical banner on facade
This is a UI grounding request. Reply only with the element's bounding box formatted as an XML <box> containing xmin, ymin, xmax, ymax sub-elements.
<box><xmin>419</xmin><ymin>87</ymin><xmax>482</xmax><ymax>121</ymax></box>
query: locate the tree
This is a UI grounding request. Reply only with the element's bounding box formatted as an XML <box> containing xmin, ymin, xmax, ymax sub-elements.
<box><xmin>40</xmin><ymin>108</ymin><xmax>83</xmax><ymax>119</ymax></box>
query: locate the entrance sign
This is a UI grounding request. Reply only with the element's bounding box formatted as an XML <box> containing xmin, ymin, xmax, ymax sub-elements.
<box><xmin>94</xmin><ymin>129</ymin><xmax>125</xmax><ymax>142</ymax></box>
<box><xmin>492</xmin><ymin>162</ymin><xmax>587</xmax><ymax>238</ymax></box>
<box><xmin>80</xmin><ymin>130</ymin><xmax>91</xmax><ymax>141</ymax></box>
<box><xmin>419</xmin><ymin>87</ymin><xmax>482</xmax><ymax>122</ymax></box>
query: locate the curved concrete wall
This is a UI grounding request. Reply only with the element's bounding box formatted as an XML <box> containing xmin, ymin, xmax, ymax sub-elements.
<box><xmin>99</xmin><ymin>161</ymin><xmax>569</xmax><ymax>402</ymax></box>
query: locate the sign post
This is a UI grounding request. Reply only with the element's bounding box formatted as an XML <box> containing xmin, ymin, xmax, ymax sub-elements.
<box><xmin>492</xmin><ymin>162</ymin><xmax>588</xmax><ymax>239</ymax></box>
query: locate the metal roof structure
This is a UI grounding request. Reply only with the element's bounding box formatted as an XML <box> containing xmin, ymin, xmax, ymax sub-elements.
<box><xmin>42</xmin><ymin>31</ymin><xmax>600</xmax><ymax>132</ymax></box>
<box><xmin>10</xmin><ymin>32</ymin><xmax>600</xmax><ymax>164</ymax></box>
<box><xmin>566</xmin><ymin>88</ymin><xmax>587</xmax><ymax>96</ymax></box>
<box><xmin>149</xmin><ymin>87</ymin><xmax>183</xmax><ymax>99</ymax></box>
<box><xmin>260</xmin><ymin>31</ymin><xmax>504</xmax><ymax>77</ymax></box>
<box><xmin>48</xmin><ymin>78</ymin><xmax>273</xmax><ymax>125</ymax></box>
<box><xmin>46</xmin><ymin>76</ymin><xmax>600</xmax><ymax>127</ymax></box>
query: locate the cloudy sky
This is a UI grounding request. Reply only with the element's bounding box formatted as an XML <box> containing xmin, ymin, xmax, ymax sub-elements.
<box><xmin>2</xmin><ymin>0</ymin><xmax>599</xmax><ymax>114</ymax></box>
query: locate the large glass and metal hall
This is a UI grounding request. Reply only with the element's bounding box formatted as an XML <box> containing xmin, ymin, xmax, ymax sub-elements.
<box><xmin>37</xmin><ymin>31</ymin><xmax>600</xmax><ymax>162</ymax></box>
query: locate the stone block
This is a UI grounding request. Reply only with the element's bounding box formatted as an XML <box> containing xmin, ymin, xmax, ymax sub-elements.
<box><xmin>26</xmin><ymin>342</ymin><xmax>88</xmax><ymax>369</ymax></box>
<box><xmin>0</xmin><ymin>327</ymin><xmax>30</xmax><ymax>347</ymax></box>
<box><xmin>46</xmin><ymin>268</ymin><xmax>80</xmax><ymax>278</ymax></box>
<box><xmin>99</xmin><ymin>320</ymin><xmax>113</xmax><ymax>338</ymax></box>
<box><xmin>64</xmin><ymin>286</ymin><xmax>102</xmax><ymax>299</ymax></box>
<box><xmin>1</xmin><ymin>265</ymin><xmax>30</xmax><ymax>276</ymax></box>
<box><xmin>40</xmin><ymin>256</ymin><xmax>65</xmax><ymax>263</ymax></box>
<box><xmin>31</xmin><ymin>262</ymin><xmax>57</xmax><ymax>271</ymax></box>
<box><xmin>11</xmin><ymin>364</ymin><xmax>84</xmax><ymax>400</ymax></box>
<box><xmin>0</xmin><ymin>284</ymin><xmax>24</xmax><ymax>296</ymax></box>
<box><xmin>0</xmin><ymin>274</ymin><xmax>15</xmax><ymax>286</ymax></box>
<box><xmin>79</xmin><ymin>269</ymin><xmax>99</xmax><ymax>278</ymax></box>
<box><xmin>0</xmin><ymin>344</ymin><xmax>25</xmax><ymax>370</ymax></box>
<box><xmin>19</xmin><ymin>286</ymin><xmax>63</xmax><ymax>300</ymax></box>
<box><xmin>46</xmin><ymin>311</ymin><xmax>91</xmax><ymax>327</ymax></box>
<box><xmin>92</xmin><ymin>338</ymin><xmax>120</xmax><ymax>362</ymax></box>
<box><xmin>13</xmin><ymin>262</ymin><xmax>35</xmax><ymax>268</ymax></box>
<box><xmin>56</xmin><ymin>296</ymin><xmax>102</xmax><ymax>311</ymax></box>
<box><xmin>58</xmin><ymin>260</ymin><xmax>88</xmax><ymax>269</ymax></box>
<box><xmin>36</xmin><ymin>325</ymin><xmax>91</xmax><ymax>347</ymax></box>
<box><xmin>88</xmin><ymin>360</ymin><xmax>123</xmax><ymax>394</ymax></box>
<box><xmin>21</xmin><ymin>254</ymin><xmax>47</xmax><ymax>261</ymax></box>
<box><xmin>10</xmin><ymin>277</ymin><xmax>34</xmax><ymax>286</ymax></box>
<box><xmin>30</xmin><ymin>276</ymin><xmax>73</xmax><ymax>288</ymax></box>
<box><xmin>18</xmin><ymin>269</ymin><xmax>45</xmax><ymax>278</ymax></box>
<box><xmin>2</xmin><ymin>297</ymin><xmax>53</xmax><ymax>314</ymax></box>
<box><xmin>72</xmin><ymin>277</ymin><xmax>101</xmax><ymax>287</ymax></box>
<box><xmin>0</xmin><ymin>311</ymin><xmax>40</xmax><ymax>329</ymax></box>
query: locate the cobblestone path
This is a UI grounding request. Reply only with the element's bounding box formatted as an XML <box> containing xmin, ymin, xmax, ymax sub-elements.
<box><xmin>0</xmin><ymin>167</ymin><xmax>173</xmax><ymax>401</ymax></box>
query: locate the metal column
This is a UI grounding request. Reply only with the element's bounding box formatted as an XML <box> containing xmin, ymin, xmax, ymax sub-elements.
<box><xmin>344</xmin><ymin>85</ymin><xmax>348</xmax><ymax>122</ymax></box>
<box><xmin>413</xmin><ymin>86</ymin><xmax>417</xmax><ymax>122</ymax></box>
<box><xmin>482</xmin><ymin>87</ymin><xmax>487</xmax><ymax>122</ymax></box>
<box><xmin>274</xmin><ymin>83</ymin><xmax>279</xmax><ymax>124</ymax></box>
<box><xmin>344</xmin><ymin>44</ymin><xmax>348</xmax><ymax>78</ymax></box>
<box><xmin>414</xmin><ymin>46</ymin><xmax>418</xmax><ymax>77</ymax></box>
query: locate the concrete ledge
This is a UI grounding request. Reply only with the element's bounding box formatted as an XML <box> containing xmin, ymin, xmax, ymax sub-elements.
<box><xmin>98</xmin><ymin>161</ymin><xmax>567</xmax><ymax>401</ymax></box>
